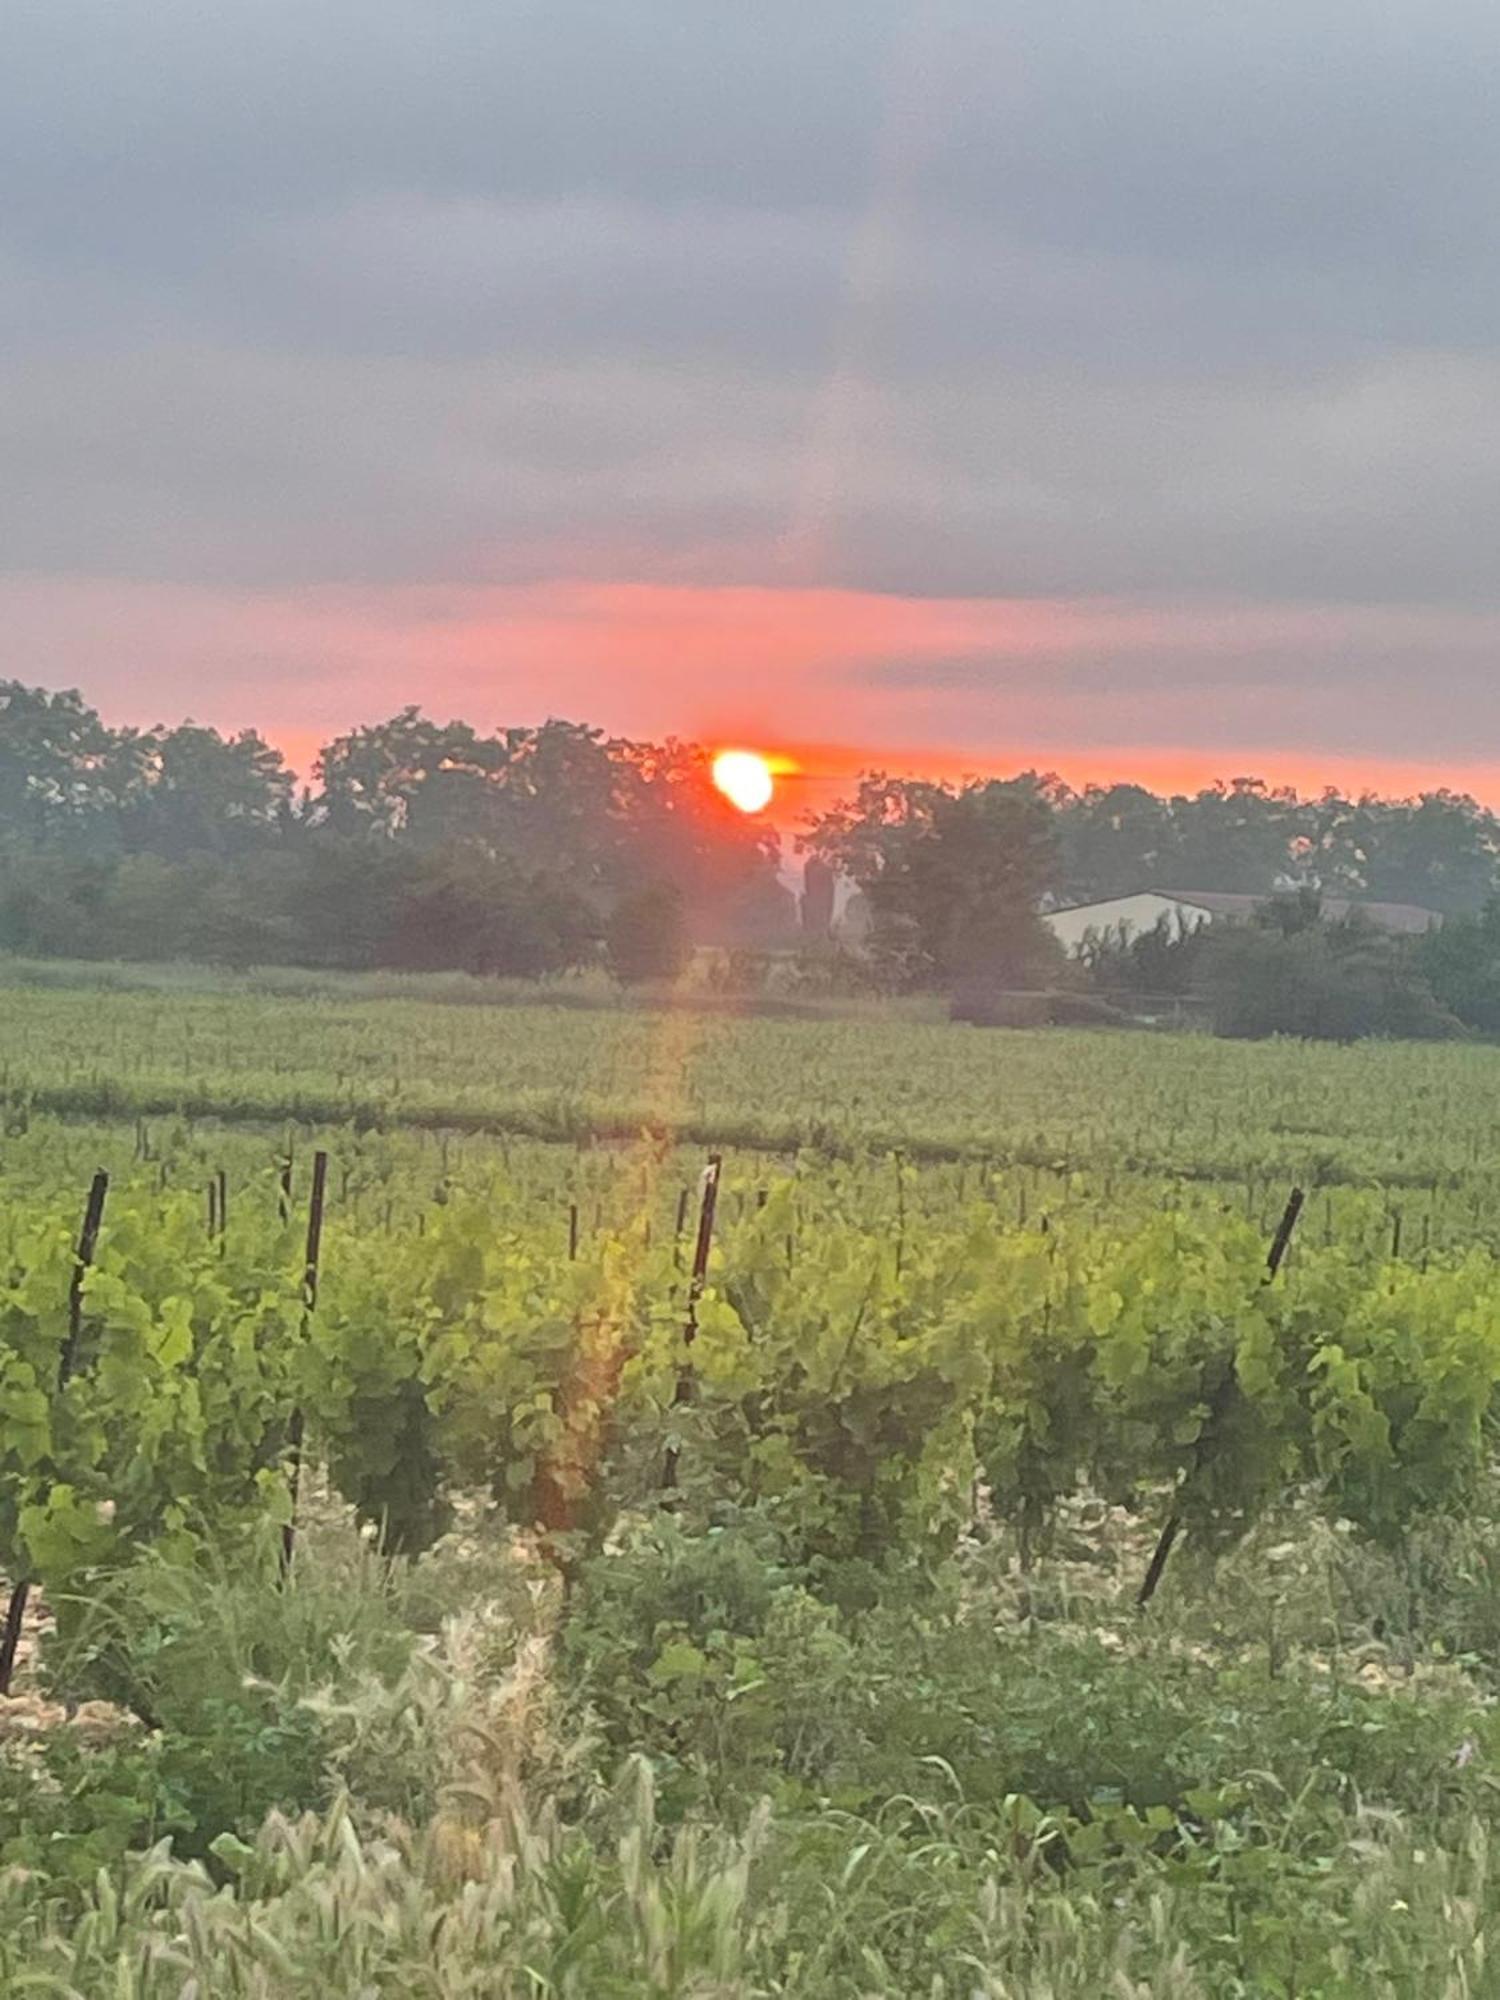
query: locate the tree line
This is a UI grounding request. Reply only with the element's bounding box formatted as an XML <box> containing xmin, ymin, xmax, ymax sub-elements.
<box><xmin>9</xmin><ymin>679</ymin><xmax>1500</xmax><ymax>1033</ymax></box>
<box><xmin>804</xmin><ymin>772</ymin><xmax>1500</xmax><ymax>1038</ymax></box>
<box><xmin>810</xmin><ymin>769</ymin><xmax>1500</xmax><ymax>922</ymax></box>
<box><xmin>0</xmin><ymin>684</ymin><xmax>788</xmax><ymax>978</ymax></box>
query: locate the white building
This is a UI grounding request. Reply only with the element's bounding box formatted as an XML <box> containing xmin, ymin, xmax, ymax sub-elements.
<box><xmin>1044</xmin><ymin>892</ymin><xmax>1214</xmax><ymax>955</ymax></box>
<box><xmin>1044</xmin><ymin>889</ymin><xmax>1439</xmax><ymax>956</ymax></box>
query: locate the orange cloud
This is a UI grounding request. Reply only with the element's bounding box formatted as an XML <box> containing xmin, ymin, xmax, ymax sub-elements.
<box><xmin>8</xmin><ymin>571</ymin><xmax>1500</xmax><ymax>812</ymax></box>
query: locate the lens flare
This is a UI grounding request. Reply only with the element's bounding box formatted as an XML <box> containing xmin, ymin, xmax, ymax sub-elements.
<box><xmin>712</xmin><ymin>749</ymin><xmax>775</xmax><ymax>814</ymax></box>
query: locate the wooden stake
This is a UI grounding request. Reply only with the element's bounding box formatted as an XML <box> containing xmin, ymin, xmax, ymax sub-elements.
<box><xmin>673</xmin><ymin>1186</ymin><xmax>690</xmax><ymax>1268</ymax></box>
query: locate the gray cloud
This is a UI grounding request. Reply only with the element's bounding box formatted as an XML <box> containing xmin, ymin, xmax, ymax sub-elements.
<box><xmin>6</xmin><ymin>0</ymin><xmax>1500</xmax><ymax>753</ymax></box>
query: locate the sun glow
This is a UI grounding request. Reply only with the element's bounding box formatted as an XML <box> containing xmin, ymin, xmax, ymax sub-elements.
<box><xmin>712</xmin><ymin>749</ymin><xmax>775</xmax><ymax>814</ymax></box>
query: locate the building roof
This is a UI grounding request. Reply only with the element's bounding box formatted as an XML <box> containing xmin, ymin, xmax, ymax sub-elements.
<box><xmin>1046</xmin><ymin>889</ymin><xmax>1441</xmax><ymax>936</ymax></box>
<box><xmin>1159</xmin><ymin>891</ymin><xmax>1441</xmax><ymax>935</ymax></box>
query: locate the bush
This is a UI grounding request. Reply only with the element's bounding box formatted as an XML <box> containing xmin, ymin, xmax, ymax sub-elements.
<box><xmin>950</xmin><ymin>987</ymin><xmax>1136</xmax><ymax>1028</ymax></box>
<box><xmin>564</xmin><ymin>1520</ymin><xmax>1494</xmax><ymax>1833</ymax></box>
<box><xmin>1418</xmin><ymin>896</ymin><xmax>1500</xmax><ymax>1035</ymax></box>
<box><xmin>1203</xmin><ymin>917</ymin><xmax>1458</xmax><ymax>1041</ymax></box>
<box><xmin>606</xmin><ymin>881</ymin><xmax>690</xmax><ymax>985</ymax></box>
<box><xmin>30</xmin><ymin>1540</ymin><xmax>426</xmax><ymax>1859</ymax></box>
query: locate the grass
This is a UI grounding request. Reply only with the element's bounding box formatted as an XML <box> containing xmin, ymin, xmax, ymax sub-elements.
<box><xmin>0</xmin><ymin>950</ymin><xmax>945</xmax><ymax>1023</ymax></box>
<box><xmin>3</xmin><ymin>1494</ymin><xmax>1500</xmax><ymax>1994</ymax></box>
<box><xmin>18</xmin><ymin>1778</ymin><xmax>1494</xmax><ymax>1997</ymax></box>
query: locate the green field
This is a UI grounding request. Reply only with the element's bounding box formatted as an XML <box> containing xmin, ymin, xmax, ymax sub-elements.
<box><xmin>8</xmin><ymin>972</ymin><xmax>1500</xmax><ymax>1180</ymax></box>
<box><xmin>6</xmin><ymin>973</ymin><xmax>1500</xmax><ymax>1994</ymax></box>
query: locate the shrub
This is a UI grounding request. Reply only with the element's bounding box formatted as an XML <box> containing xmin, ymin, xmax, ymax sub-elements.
<box><xmin>1203</xmin><ymin>920</ymin><xmax>1457</xmax><ymax>1041</ymax></box>
<box><xmin>32</xmin><ymin>1539</ymin><xmax>426</xmax><ymax>1858</ymax></box>
<box><xmin>606</xmin><ymin>881</ymin><xmax>690</xmax><ymax>985</ymax></box>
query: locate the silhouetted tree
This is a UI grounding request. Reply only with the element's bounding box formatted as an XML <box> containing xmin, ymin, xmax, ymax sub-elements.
<box><xmin>314</xmin><ymin>709</ymin><xmax>511</xmax><ymax>843</ymax></box>
<box><xmin>804</xmin><ymin>774</ymin><xmax>1061</xmax><ymax>991</ymax></box>
<box><xmin>9</xmin><ymin>675</ymin><xmax>1500</xmax><ymax>1000</ymax></box>
<box><xmin>1360</xmin><ymin>791</ymin><xmax>1500</xmax><ymax>914</ymax></box>
<box><xmin>1055</xmin><ymin>783</ymin><xmax>1180</xmax><ymax>899</ymax></box>
<box><xmin>119</xmin><ymin>724</ymin><xmax>293</xmax><ymax>859</ymax></box>
<box><xmin>0</xmin><ymin>684</ymin><xmax>115</xmax><ymax>850</ymax></box>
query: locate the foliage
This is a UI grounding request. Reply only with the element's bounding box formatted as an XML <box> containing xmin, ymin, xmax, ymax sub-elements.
<box><xmin>1077</xmin><ymin>894</ymin><xmax>1469</xmax><ymax>1041</ymax></box>
<box><xmin>0</xmin><ymin>1181</ymin><xmax>303</xmax><ymax>1613</ymax></box>
<box><xmin>12</xmin><ymin>676</ymin><xmax>1500</xmax><ymax>1023</ymax></box>
<box><xmin>1080</xmin><ymin>908</ymin><xmax>1211</xmax><ymax>996</ymax></box>
<box><xmin>803</xmin><ymin>772</ymin><xmax>1063</xmax><ymax>992</ymax></box>
<box><xmin>0</xmin><ymin>683</ymin><xmax>791</xmax><ymax>973</ymax></box>
<box><xmin>606</xmin><ymin>879</ymin><xmax>691</xmax><ymax>986</ymax></box>
<box><xmin>0</xmin><ymin>684</ymin><xmax>290</xmax><ymax>860</ymax></box>
<box><xmin>1417</xmin><ymin>891</ymin><xmax>1500</xmax><ymax>1033</ymax></box>
<box><xmin>950</xmin><ymin>987</ymin><xmax>1136</xmax><ymax>1026</ymax></box>
<box><xmin>10</xmin><ymin>951</ymin><xmax>1500</xmax><ymax>1988</ymax></box>
<box><xmin>6</xmin><ymin>1132</ymin><xmax>1500</xmax><ymax>1612</ymax></box>
<box><xmin>0</xmin><ymin>1543</ymin><xmax>426</xmax><ymax>1873</ymax></box>
<box><xmin>4</xmin><ymin>1519</ymin><xmax>1500</xmax><ymax>1994</ymax></box>
<box><xmin>18</xmin><ymin>972</ymin><xmax>1500</xmax><ymax>1190</ymax></box>
<box><xmin>566</xmin><ymin>1523</ymin><xmax>1489</xmax><ymax>1831</ymax></box>
<box><xmin>1050</xmin><ymin>772</ymin><xmax>1500</xmax><ymax>913</ymax></box>
<box><xmin>1201</xmin><ymin>902</ymin><xmax>1458</xmax><ymax>1041</ymax></box>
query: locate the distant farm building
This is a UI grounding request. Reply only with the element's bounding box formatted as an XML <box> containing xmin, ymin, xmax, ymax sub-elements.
<box><xmin>1044</xmin><ymin>890</ymin><xmax>1440</xmax><ymax>955</ymax></box>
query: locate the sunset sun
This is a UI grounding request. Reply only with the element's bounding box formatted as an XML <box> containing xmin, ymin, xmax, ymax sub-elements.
<box><xmin>712</xmin><ymin>749</ymin><xmax>775</xmax><ymax>814</ymax></box>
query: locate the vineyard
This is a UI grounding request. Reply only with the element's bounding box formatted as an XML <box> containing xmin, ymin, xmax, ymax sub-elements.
<box><xmin>14</xmin><ymin>973</ymin><xmax>1500</xmax><ymax>1186</ymax></box>
<box><xmin>7</xmin><ymin>974</ymin><xmax>1500</xmax><ymax>1992</ymax></box>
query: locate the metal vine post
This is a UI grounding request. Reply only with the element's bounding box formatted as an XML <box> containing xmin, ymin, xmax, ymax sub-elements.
<box><xmin>280</xmin><ymin>1149</ymin><xmax>328</xmax><ymax>1575</ymax></box>
<box><xmin>662</xmin><ymin>1153</ymin><xmax>722</xmax><ymax>1490</ymax></box>
<box><xmin>1136</xmin><ymin>1185</ymin><xmax>1305</xmax><ymax>1609</ymax></box>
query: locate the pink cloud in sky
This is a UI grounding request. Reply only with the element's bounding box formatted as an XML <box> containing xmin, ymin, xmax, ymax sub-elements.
<box><xmin>11</xmin><ymin>570</ymin><xmax>1500</xmax><ymax>812</ymax></box>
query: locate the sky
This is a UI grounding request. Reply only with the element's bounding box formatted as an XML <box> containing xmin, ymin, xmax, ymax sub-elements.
<box><xmin>8</xmin><ymin>0</ymin><xmax>1500</xmax><ymax>809</ymax></box>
